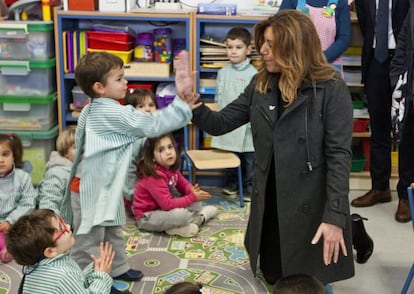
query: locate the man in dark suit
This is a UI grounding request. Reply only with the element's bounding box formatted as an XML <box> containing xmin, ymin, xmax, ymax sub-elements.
<box><xmin>352</xmin><ymin>0</ymin><xmax>411</xmax><ymax>222</ymax></box>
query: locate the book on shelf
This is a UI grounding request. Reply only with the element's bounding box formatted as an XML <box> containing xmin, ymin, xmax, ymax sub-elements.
<box><xmin>200</xmin><ymin>46</ymin><xmax>227</xmax><ymax>54</ymax></box>
<box><xmin>201</xmin><ymin>55</ymin><xmax>229</xmax><ymax>61</ymax></box>
<box><xmin>200</xmin><ymin>36</ymin><xmax>226</xmax><ymax>47</ymax></box>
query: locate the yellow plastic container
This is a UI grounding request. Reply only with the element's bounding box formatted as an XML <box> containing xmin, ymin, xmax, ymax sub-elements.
<box><xmin>87</xmin><ymin>48</ymin><xmax>133</xmax><ymax>64</ymax></box>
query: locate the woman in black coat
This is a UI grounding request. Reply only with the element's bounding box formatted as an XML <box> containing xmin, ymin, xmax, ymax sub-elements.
<box><xmin>177</xmin><ymin>10</ymin><xmax>355</xmax><ymax>285</ymax></box>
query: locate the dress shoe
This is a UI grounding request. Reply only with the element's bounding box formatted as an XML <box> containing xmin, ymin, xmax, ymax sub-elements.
<box><xmin>351</xmin><ymin>213</ymin><xmax>374</xmax><ymax>264</ymax></box>
<box><xmin>351</xmin><ymin>189</ymin><xmax>391</xmax><ymax>207</ymax></box>
<box><xmin>395</xmin><ymin>198</ymin><xmax>411</xmax><ymax>223</ymax></box>
<box><xmin>113</xmin><ymin>269</ymin><xmax>144</xmax><ymax>281</ymax></box>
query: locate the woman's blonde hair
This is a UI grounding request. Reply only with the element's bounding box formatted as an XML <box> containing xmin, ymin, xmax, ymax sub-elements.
<box><xmin>254</xmin><ymin>9</ymin><xmax>337</xmax><ymax>105</ymax></box>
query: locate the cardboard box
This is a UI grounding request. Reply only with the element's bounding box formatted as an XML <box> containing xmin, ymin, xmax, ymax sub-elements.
<box><xmin>123</xmin><ymin>62</ymin><xmax>171</xmax><ymax>78</ymax></box>
<box><xmin>99</xmin><ymin>0</ymin><xmax>137</xmax><ymax>12</ymax></box>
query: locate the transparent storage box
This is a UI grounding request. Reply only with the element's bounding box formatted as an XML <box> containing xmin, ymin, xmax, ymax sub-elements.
<box><xmin>0</xmin><ymin>59</ymin><xmax>56</xmax><ymax>96</ymax></box>
<box><xmin>11</xmin><ymin>126</ymin><xmax>58</xmax><ymax>185</ymax></box>
<box><xmin>0</xmin><ymin>93</ymin><xmax>57</xmax><ymax>131</ymax></box>
<box><xmin>0</xmin><ymin>21</ymin><xmax>54</xmax><ymax>60</ymax></box>
<box><xmin>71</xmin><ymin>85</ymin><xmax>90</xmax><ymax>108</ymax></box>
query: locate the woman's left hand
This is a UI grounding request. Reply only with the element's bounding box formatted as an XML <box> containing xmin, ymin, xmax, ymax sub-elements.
<box><xmin>311</xmin><ymin>222</ymin><xmax>347</xmax><ymax>266</ymax></box>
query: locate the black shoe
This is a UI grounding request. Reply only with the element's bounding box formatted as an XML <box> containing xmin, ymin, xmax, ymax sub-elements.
<box><xmin>113</xmin><ymin>269</ymin><xmax>144</xmax><ymax>281</ymax></box>
<box><xmin>110</xmin><ymin>286</ymin><xmax>132</xmax><ymax>294</ymax></box>
<box><xmin>351</xmin><ymin>213</ymin><xmax>374</xmax><ymax>264</ymax></box>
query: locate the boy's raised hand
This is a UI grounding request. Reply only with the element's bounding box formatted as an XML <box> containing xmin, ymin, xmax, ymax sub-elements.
<box><xmin>175</xmin><ymin>51</ymin><xmax>197</xmax><ymax>104</ymax></box>
<box><xmin>91</xmin><ymin>242</ymin><xmax>115</xmax><ymax>274</ymax></box>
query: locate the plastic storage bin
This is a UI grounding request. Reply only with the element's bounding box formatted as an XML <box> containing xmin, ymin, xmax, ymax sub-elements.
<box><xmin>0</xmin><ymin>21</ymin><xmax>54</xmax><ymax>60</ymax></box>
<box><xmin>156</xmin><ymin>83</ymin><xmax>176</xmax><ymax>108</ymax></box>
<box><xmin>12</xmin><ymin>126</ymin><xmax>58</xmax><ymax>185</ymax></box>
<box><xmin>351</xmin><ymin>146</ymin><xmax>366</xmax><ymax>172</ymax></box>
<box><xmin>87</xmin><ymin>31</ymin><xmax>134</xmax><ymax>51</ymax></box>
<box><xmin>134</xmin><ymin>32</ymin><xmax>153</xmax><ymax>62</ymax></box>
<box><xmin>153</xmin><ymin>28</ymin><xmax>172</xmax><ymax>63</ymax></box>
<box><xmin>0</xmin><ymin>93</ymin><xmax>57</xmax><ymax>131</ymax></box>
<box><xmin>352</xmin><ymin>119</ymin><xmax>370</xmax><ymax>132</ymax></box>
<box><xmin>0</xmin><ymin>59</ymin><xmax>56</xmax><ymax>96</ymax></box>
<box><xmin>87</xmin><ymin>48</ymin><xmax>133</xmax><ymax>64</ymax></box>
<box><xmin>71</xmin><ymin>86</ymin><xmax>90</xmax><ymax>108</ymax></box>
<box><xmin>87</xmin><ymin>31</ymin><xmax>134</xmax><ymax>43</ymax></box>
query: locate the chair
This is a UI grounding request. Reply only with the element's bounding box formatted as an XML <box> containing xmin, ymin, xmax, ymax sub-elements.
<box><xmin>401</xmin><ymin>183</ymin><xmax>414</xmax><ymax>294</ymax></box>
<box><xmin>181</xmin><ymin>103</ymin><xmax>244</xmax><ymax>207</ymax></box>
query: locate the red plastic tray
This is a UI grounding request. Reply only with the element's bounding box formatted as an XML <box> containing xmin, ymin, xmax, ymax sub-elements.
<box><xmin>87</xmin><ymin>31</ymin><xmax>135</xmax><ymax>43</ymax></box>
<box><xmin>88</xmin><ymin>36</ymin><xmax>134</xmax><ymax>51</ymax></box>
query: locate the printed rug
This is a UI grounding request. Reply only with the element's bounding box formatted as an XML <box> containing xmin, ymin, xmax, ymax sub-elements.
<box><xmin>0</xmin><ymin>194</ymin><xmax>273</xmax><ymax>294</ymax></box>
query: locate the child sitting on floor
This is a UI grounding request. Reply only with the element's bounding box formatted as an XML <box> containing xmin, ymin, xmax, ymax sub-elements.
<box><xmin>0</xmin><ymin>133</ymin><xmax>37</xmax><ymax>263</ymax></box>
<box><xmin>6</xmin><ymin>209</ymin><xmax>114</xmax><ymax>294</ymax></box>
<box><xmin>132</xmin><ymin>133</ymin><xmax>218</xmax><ymax>238</ymax></box>
<box><xmin>37</xmin><ymin>125</ymin><xmax>76</xmax><ymax>224</ymax></box>
<box><xmin>273</xmin><ymin>273</ymin><xmax>328</xmax><ymax>294</ymax></box>
<box><xmin>123</xmin><ymin>88</ymin><xmax>158</xmax><ymax>214</ymax></box>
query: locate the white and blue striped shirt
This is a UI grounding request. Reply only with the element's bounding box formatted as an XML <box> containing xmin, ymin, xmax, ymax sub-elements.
<box><xmin>69</xmin><ymin>97</ymin><xmax>192</xmax><ymax>234</ymax></box>
<box><xmin>0</xmin><ymin>167</ymin><xmax>36</xmax><ymax>224</ymax></box>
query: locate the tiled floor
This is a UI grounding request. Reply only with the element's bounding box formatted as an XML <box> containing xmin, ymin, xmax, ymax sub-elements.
<box><xmin>334</xmin><ymin>190</ymin><xmax>413</xmax><ymax>294</ymax></box>
<box><xmin>208</xmin><ymin>186</ymin><xmax>414</xmax><ymax>294</ymax></box>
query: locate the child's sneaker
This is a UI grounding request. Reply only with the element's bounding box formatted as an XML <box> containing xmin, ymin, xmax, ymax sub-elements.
<box><xmin>200</xmin><ymin>205</ymin><xmax>218</xmax><ymax>223</ymax></box>
<box><xmin>0</xmin><ymin>248</ymin><xmax>13</xmax><ymax>263</ymax></box>
<box><xmin>223</xmin><ymin>183</ymin><xmax>238</xmax><ymax>195</ymax></box>
<box><xmin>166</xmin><ymin>223</ymin><xmax>199</xmax><ymax>237</ymax></box>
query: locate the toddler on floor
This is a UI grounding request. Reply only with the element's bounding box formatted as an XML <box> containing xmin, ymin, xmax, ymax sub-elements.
<box><xmin>123</xmin><ymin>88</ymin><xmax>158</xmax><ymax>214</ymax></box>
<box><xmin>37</xmin><ymin>125</ymin><xmax>76</xmax><ymax>224</ymax></box>
<box><xmin>0</xmin><ymin>133</ymin><xmax>37</xmax><ymax>263</ymax></box>
<box><xmin>133</xmin><ymin>133</ymin><xmax>218</xmax><ymax>237</ymax></box>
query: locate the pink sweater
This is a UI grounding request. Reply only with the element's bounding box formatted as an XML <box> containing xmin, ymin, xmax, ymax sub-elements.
<box><xmin>132</xmin><ymin>165</ymin><xmax>196</xmax><ymax>219</ymax></box>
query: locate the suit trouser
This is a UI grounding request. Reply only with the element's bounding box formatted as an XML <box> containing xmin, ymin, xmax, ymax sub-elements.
<box><xmin>397</xmin><ymin>112</ymin><xmax>414</xmax><ymax>199</ymax></box>
<box><xmin>365</xmin><ymin>55</ymin><xmax>392</xmax><ymax>190</ymax></box>
<box><xmin>70</xmin><ymin>191</ymin><xmax>129</xmax><ymax>277</ymax></box>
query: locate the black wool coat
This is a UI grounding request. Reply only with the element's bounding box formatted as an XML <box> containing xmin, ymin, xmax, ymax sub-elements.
<box><xmin>192</xmin><ymin>77</ymin><xmax>355</xmax><ymax>284</ymax></box>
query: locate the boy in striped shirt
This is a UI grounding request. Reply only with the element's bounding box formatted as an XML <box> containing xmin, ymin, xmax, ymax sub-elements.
<box><xmin>6</xmin><ymin>209</ymin><xmax>114</xmax><ymax>294</ymax></box>
<box><xmin>67</xmin><ymin>51</ymin><xmax>194</xmax><ymax>294</ymax></box>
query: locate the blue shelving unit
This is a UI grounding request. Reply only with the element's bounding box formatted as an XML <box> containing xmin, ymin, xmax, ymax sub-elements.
<box><xmin>54</xmin><ymin>10</ymin><xmax>192</xmax><ymax>129</ymax></box>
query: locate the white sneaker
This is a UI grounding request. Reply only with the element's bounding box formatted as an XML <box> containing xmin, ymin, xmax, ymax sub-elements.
<box><xmin>165</xmin><ymin>223</ymin><xmax>199</xmax><ymax>237</ymax></box>
<box><xmin>200</xmin><ymin>205</ymin><xmax>218</xmax><ymax>222</ymax></box>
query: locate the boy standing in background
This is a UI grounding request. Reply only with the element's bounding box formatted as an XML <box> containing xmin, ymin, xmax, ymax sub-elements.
<box><xmin>211</xmin><ymin>27</ymin><xmax>257</xmax><ymax>200</ymax></box>
<box><xmin>68</xmin><ymin>51</ymin><xmax>193</xmax><ymax>294</ymax></box>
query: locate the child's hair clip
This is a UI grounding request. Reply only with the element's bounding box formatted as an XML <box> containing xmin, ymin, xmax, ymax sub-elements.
<box><xmin>7</xmin><ymin>133</ymin><xmax>13</xmax><ymax>139</ymax></box>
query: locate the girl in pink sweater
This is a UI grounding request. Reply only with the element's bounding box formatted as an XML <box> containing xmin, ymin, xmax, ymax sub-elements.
<box><xmin>132</xmin><ymin>133</ymin><xmax>218</xmax><ymax>237</ymax></box>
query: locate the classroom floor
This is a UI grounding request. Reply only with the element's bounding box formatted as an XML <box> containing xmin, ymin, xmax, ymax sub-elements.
<box><xmin>0</xmin><ymin>188</ymin><xmax>412</xmax><ymax>294</ymax></box>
